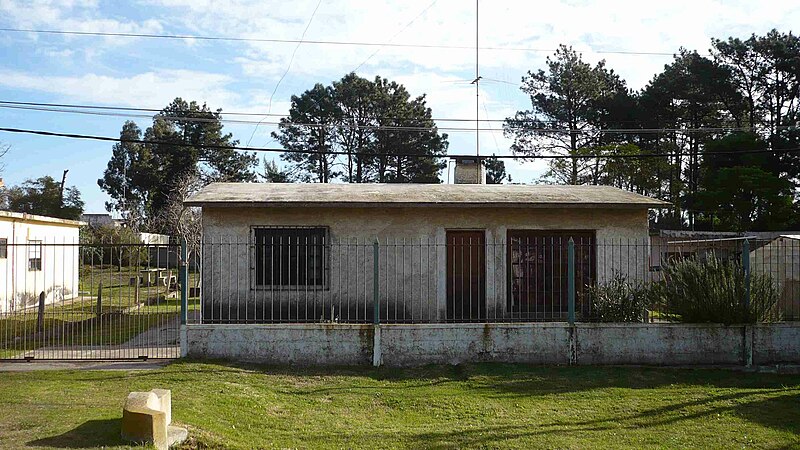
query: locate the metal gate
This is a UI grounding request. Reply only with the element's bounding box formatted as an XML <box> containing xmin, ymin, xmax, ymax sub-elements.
<box><xmin>0</xmin><ymin>240</ymin><xmax>187</xmax><ymax>360</ymax></box>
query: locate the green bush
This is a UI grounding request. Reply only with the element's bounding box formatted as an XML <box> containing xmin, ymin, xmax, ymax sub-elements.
<box><xmin>80</xmin><ymin>225</ymin><xmax>149</xmax><ymax>267</ymax></box>
<box><xmin>586</xmin><ymin>275</ymin><xmax>651</xmax><ymax>322</ymax></box>
<box><xmin>654</xmin><ymin>255</ymin><xmax>781</xmax><ymax>324</ymax></box>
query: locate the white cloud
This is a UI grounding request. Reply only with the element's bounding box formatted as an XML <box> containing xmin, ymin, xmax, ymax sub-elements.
<box><xmin>0</xmin><ymin>69</ymin><xmax>239</xmax><ymax>109</ymax></box>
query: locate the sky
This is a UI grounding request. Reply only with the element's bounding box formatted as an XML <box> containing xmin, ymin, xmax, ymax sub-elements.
<box><xmin>0</xmin><ymin>0</ymin><xmax>798</xmax><ymax>215</ymax></box>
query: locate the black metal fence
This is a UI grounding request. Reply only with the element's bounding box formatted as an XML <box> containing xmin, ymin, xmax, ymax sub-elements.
<box><xmin>0</xmin><ymin>240</ymin><xmax>190</xmax><ymax>360</ymax></box>
<box><xmin>194</xmin><ymin>235</ymin><xmax>800</xmax><ymax>325</ymax></box>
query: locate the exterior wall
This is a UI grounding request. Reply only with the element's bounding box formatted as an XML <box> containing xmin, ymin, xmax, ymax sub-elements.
<box><xmin>575</xmin><ymin>323</ymin><xmax>744</xmax><ymax>365</ymax></box>
<box><xmin>184</xmin><ymin>322</ymin><xmax>800</xmax><ymax>366</ymax></box>
<box><xmin>381</xmin><ymin>323</ymin><xmax>569</xmax><ymax>366</ymax></box>
<box><xmin>200</xmin><ymin>206</ymin><xmax>650</xmax><ymax>323</ymax></box>
<box><xmin>0</xmin><ymin>217</ymin><xmax>81</xmax><ymax>313</ymax></box>
<box><xmin>186</xmin><ymin>324</ymin><xmax>374</xmax><ymax>365</ymax></box>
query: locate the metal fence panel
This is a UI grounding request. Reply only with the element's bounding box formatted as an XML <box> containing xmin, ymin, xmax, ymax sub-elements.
<box><xmin>0</xmin><ymin>240</ymin><xmax>187</xmax><ymax>360</ymax></box>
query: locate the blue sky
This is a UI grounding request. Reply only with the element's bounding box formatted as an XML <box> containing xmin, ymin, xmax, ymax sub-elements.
<box><xmin>0</xmin><ymin>0</ymin><xmax>798</xmax><ymax>214</ymax></box>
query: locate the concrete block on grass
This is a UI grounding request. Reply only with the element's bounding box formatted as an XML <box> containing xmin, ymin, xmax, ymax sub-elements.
<box><xmin>121</xmin><ymin>389</ymin><xmax>186</xmax><ymax>450</ymax></box>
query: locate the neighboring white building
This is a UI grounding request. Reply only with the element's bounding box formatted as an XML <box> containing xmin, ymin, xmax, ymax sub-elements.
<box><xmin>0</xmin><ymin>211</ymin><xmax>83</xmax><ymax>313</ymax></box>
<box><xmin>751</xmin><ymin>235</ymin><xmax>800</xmax><ymax>320</ymax></box>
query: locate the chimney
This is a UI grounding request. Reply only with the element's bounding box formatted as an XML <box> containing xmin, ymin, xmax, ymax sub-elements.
<box><xmin>453</xmin><ymin>157</ymin><xmax>485</xmax><ymax>184</ymax></box>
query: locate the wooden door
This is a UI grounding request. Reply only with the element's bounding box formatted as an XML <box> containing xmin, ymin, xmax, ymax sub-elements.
<box><xmin>446</xmin><ymin>231</ymin><xmax>486</xmax><ymax>321</ymax></box>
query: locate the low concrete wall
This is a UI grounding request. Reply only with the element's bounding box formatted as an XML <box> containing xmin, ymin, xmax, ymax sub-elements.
<box><xmin>575</xmin><ymin>323</ymin><xmax>746</xmax><ymax>365</ymax></box>
<box><xmin>380</xmin><ymin>323</ymin><xmax>570</xmax><ymax>366</ymax></box>
<box><xmin>186</xmin><ymin>324</ymin><xmax>373</xmax><ymax>365</ymax></box>
<box><xmin>753</xmin><ymin>323</ymin><xmax>800</xmax><ymax>365</ymax></box>
<box><xmin>184</xmin><ymin>322</ymin><xmax>800</xmax><ymax>366</ymax></box>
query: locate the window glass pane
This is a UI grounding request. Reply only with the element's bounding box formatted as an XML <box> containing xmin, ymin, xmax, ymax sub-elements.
<box><xmin>254</xmin><ymin>228</ymin><xmax>326</xmax><ymax>287</ymax></box>
<box><xmin>0</xmin><ymin>238</ymin><xmax>6</xmax><ymax>259</ymax></box>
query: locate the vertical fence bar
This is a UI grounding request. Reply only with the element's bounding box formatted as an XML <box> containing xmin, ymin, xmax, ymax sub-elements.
<box><xmin>180</xmin><ymin>239</ymin><xmax>188</xmax><ymax>326</ymax></box>
<box><xmin>743</xmin><ymin>239</ymin><xmax>751</xmax><ymax>311</ymax></box>
<box><xmin>373</xmin><ymin>239</ymin><xmax>380</xmax><ymax>325</ymax></box>
<box><xmin>567</xmin><ymin>237</ymin><xmax>575</xmax><ymax>326</ymax></box>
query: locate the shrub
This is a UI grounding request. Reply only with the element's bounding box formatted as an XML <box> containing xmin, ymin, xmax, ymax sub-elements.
<box><xmin>586</xmin><ymin>275</ymin><xmax>651</xmax><ymax>322</ymax></box>
<box><xmin>654</xmin><ymin>254</ymin><xmax>781</xmax><ymax>324</ymax></box>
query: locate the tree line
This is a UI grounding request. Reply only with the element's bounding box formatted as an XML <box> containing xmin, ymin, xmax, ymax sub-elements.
<box><xmin>94</xmin><ymin>29</ymin><xmax>799</xmax><ymax>234</ymax></box>
<box><xmin>504</xmin><ymin>30</ymin><xmax>800</xmax><ymax>231</ymax></box>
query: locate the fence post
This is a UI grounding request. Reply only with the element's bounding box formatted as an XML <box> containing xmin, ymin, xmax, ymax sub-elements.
<box><xmin>36</xmin><ymin>291</ymin><xmax>45</xmax><ymax>333</ymax></box>
<box><xmin>567</xmin><ymin>238</ymin><xmax>575</xmax><ymax>325</ymax></box>
<box><xmin>180</xmin><ymin>239</ymin><xmax>188</xmax><ymax>326</ymax></box>
<box><xmin>742</xmin><ymin>239</ymin><xmax>751</xmax><ymax>311</ymax></box>
<box><xmin>96</xmin><ymin>281</ymin><xmax>103</xmax><ymax>317</ymax></box>
<box><xmin>373</xmin><ymin>239</ymin><xmax>380</xmax><ymax>325</ymax></box>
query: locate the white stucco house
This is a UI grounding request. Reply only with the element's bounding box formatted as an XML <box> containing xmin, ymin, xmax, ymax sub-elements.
<box><xmin>186</xmin><ymin>158</ymin><xmax>668</xmax><ymax>325</ymax></box>
<box><xmin>0</xmin><ymin>211</ymin><xmax>83</xmax><ymax>313</ymax></box>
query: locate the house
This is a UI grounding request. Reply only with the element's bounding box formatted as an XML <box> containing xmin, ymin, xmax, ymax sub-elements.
<box><xmin>185</xmin><ymin>160</ymin><xmax>668</xmax><ymax>324</ymax></box>
<box><xmin>80</xmin><ymin>213</ymin><xmax>126</xmax><ymax>229</ymax></box>
<box><xmin>750</xmin><ymin>235</ymin><xmax>800</xmax><ymax>320</ymax></box>
<box><xmin>0</xmin><ymin>211</ymin><xmax>83</xmax><ymax>313</ymax></box>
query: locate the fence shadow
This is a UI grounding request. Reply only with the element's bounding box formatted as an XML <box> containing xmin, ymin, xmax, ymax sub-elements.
<box><xmin>26</xmin><ymin>418</ymin><xmax>124</xmax><ymax>448</ymax></box>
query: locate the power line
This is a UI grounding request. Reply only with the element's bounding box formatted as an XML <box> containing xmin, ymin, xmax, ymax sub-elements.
<box><xmin>353</xmin><ymin>0</ymin><xmax>438</xmax><ymax>72</ymax></box>
<box><xmin>0</xmin><ymin>27</ymin><xmax>681</xmax><ymax>56</ymax></box>
<box><xmin>2</xmin><ymin>126</ymin><xmax>799</xmax><ymax>160</ymax></box>
<box><xmin>248</xmin><ymin>0</ymin><xmax>324</xmax><ymax>146</ymax></box>
<box><xmin>3</xmin><ymin>101</ymin><xmax>796</xmax><ymax>135</ymax></box>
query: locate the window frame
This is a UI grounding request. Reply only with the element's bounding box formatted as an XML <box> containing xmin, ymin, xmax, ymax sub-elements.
<box><xmin>27</xmin><ymin>239</ymin><xmax>43</xmax><ymax>272</ymax></box>
<box><xmin>0</xmin><ymin>238</ymin><xmax>7</xmax><ymax>259</ymax></box>
<box><xmin>250</xmin><ymin>226</ymin><xmax>330</xmax><ymax>290</ymax></box>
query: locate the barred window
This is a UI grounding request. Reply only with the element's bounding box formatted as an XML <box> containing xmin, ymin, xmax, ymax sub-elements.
<box><xmin>0</xmin><ymin>238</ymin><xmax>7</xmax><ymax>259</ymax></box>
<box><xmin>28</xmin><ymin>240</ymin><xmax>42</xmax><ymax>271</ymax></box>
<box><xmin>507</xmin><ymin>231</ymin><xmax>595</xmax><ymax>319</ymax></box>
<box><xmin>253</xmin><ymin>228</ymin><xmax>327</xmax><ymax>287</ymax></box>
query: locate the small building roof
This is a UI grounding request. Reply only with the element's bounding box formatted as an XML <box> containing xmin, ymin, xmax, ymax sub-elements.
<box><xmin>0</xmin><ymin>210</ymin><xmax>85</xmax><ymax>227</ymax></box>
<box><xmin>185</xmin><ymin>183</ymin><xmax>670</xmax><ymax>209</ymax></box>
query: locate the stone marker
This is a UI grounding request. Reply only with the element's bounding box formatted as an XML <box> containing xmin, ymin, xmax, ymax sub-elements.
<box><xmin>121</xmin><ymin>389</ymin><xmax>187</xmax><ymax>450</ymax></box>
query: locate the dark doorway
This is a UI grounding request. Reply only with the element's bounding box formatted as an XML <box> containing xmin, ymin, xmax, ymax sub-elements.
<box><xmin>446</xmin><ymin>230</ymin><xmax>486</xmax><ymax>321</ymax></box>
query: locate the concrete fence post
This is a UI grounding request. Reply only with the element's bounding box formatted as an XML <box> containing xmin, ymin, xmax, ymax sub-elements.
<box><xmin>567</xmin><ymin>238</ymin><xmax>575</xmax><ymax>326</ymax></box>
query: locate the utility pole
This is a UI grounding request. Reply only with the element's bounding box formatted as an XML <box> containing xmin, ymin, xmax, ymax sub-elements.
<box><xmin>59</xmin><ymin>169</ymin><xmax>69</xmax><ymax>207</ymax></box>
<box><xmin>470</xmin><ymin>0</ymin><xmax>482</xmax><ymax>181</ymax></box>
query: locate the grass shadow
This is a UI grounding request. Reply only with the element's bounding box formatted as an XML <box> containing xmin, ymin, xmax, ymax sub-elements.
<box><xmin>27</xmin><ymin>418</ymin><xmax>124</xmax><ymax>448</ymax></box>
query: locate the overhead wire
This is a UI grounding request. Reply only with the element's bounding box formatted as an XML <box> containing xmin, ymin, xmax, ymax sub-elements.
<box><xmin>0</xmin><ymin>27</ymin><xmax>682</xmax><ymax>56</ymax></box>
<box><xmin>352</xmin><ymin>0</ymin><xmax>438</xmax><ymax>72</ymax></box>
<box><xmin>2</xmin><ymin>126</ymin><xmax>799</xmax><ymax>160</ymax></box>
<box><xmin>2</xmin><ymin>101</ymin><xmax>796</xmax><ymax>135</ymax></box>
<box><xmin>247</xmin><ymin>0</ymin><xmax>324</xmax><ymax>146</ymax></box>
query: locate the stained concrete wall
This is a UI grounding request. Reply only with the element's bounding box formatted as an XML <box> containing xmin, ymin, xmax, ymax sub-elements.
<box><xmin>185</xmin><ymin>322</ymin><xmax>800</xmax><ymax>366</ymax></box>
<box><xmin>186</xmin><ymin>324</ymin><xmax>373</xmax><ymax>365</ymax></box>
<box><xmin>200</xmin><ymin>206</ymin><xmax>650</xmax><ymax>323</ymax></box>
<box><xmin>575</xmin><ymin>324</ymin><xmax>745</xmax><ymax>365</ymax></box>
<box><xmin>380</xmin><ymin>323</ymin><xmax>569</xmax><ymax>366</ymax></box>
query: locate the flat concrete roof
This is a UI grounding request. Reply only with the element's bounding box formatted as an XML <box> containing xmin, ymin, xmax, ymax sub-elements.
<box><xmin>0</xmin><ymin>210</ymin><xmax>85</xmax><ymax>227</ymax></box>
<box><xmin>186</xmin><ymin>183</ymin><xmax>670</xmax><ymax>209</ymax></box>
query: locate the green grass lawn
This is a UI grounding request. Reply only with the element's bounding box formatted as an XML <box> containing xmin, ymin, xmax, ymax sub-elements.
<box><xmin>1</xmin><ymin>362</ymin><xmax>799</xmax><ymax>449</ymax></box>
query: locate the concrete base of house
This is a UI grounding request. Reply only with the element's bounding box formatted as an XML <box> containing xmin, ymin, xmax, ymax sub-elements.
<box><xmin>184</xmin><ymin>322</ymin><xmax>800</xmax><ymax>367</ymax></box>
